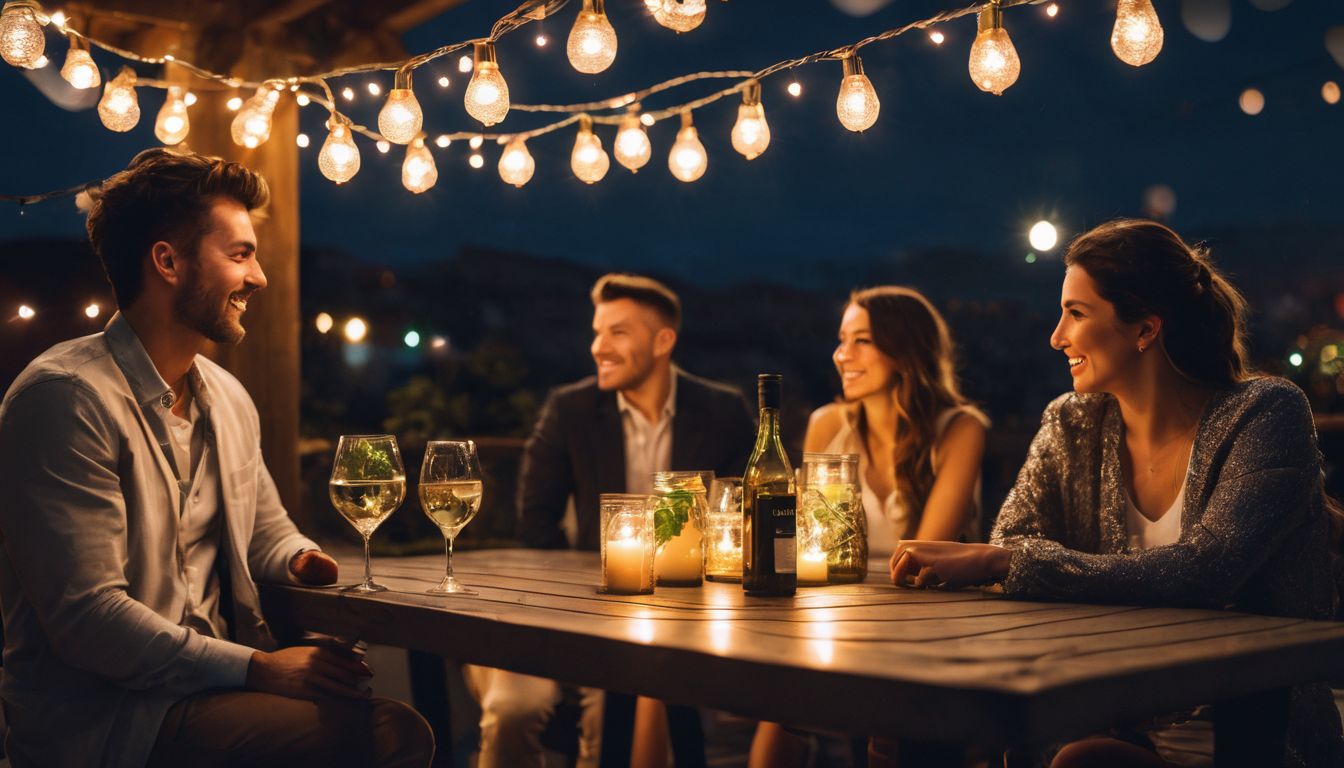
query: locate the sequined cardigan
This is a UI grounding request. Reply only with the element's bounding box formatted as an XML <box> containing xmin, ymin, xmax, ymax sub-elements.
<box><xmin>990</xmin><ymin>377</ymin><xmax>1342</xmax><ymax>766</ymax></box>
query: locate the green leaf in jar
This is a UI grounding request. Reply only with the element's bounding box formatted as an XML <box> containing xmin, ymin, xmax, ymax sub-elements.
<box><xmin>654</xmin><ymin>489</ymin><xmax>694</xmax><ymax>547</ymax></box>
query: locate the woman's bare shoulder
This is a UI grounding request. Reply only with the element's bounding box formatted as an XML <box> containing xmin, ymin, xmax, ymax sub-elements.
<box><xmin>805</xmin><ymin>402</ymin><xmax>847</xmax><ymax>452</ymax></box>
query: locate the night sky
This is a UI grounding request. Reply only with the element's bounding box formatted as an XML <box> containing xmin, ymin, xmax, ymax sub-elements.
<box><xmin>2</xmin><ymin>0</ymin><xmax>1341</xmax><ymax>286</ymax></box>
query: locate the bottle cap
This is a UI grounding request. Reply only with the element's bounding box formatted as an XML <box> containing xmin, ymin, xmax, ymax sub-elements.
<box><xmin>757</xmin><ymin>373</ymin><xmax>782</xmax><ymax>410</ymax></box>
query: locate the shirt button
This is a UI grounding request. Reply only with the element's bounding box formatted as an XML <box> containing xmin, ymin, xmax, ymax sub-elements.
<box><xmin>160</xmin><ymin>392</ymin><xmax>175</xmax><ymax>409</ymax></box>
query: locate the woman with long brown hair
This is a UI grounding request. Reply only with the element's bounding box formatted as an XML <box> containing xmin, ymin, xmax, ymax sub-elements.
<box><xmin>890</xmin><ymin>220</ymin><xmax>1344</xmax><ymax>767</ymax></box>
<box><xmin>750</xmin><ymin>286</ymin><xmax>988</xmax><ymax>767</ymax></box>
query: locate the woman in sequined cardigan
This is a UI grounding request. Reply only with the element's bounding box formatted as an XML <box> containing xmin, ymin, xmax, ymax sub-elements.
<box><xmin>889</xmin><ymin>220</ymin><xmax>1343</xmax><ymax>768</ymax></box>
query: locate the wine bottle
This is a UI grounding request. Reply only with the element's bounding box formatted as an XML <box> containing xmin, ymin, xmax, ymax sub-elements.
<box><xmin>743</xmin><ymin>373</ymin><xmax>797</xmax><ymax>596</ymax></box>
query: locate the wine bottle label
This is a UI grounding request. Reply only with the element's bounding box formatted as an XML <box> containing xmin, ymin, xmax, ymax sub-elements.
<box><xmin>757</xmin><ymin>493</ymin><xmax>796</xmax><ymax>574</ymax></box>
<box><xmin>774</xmin><ymin>537</ymin><xmax>796</xmax><ymax>574</ymax></box>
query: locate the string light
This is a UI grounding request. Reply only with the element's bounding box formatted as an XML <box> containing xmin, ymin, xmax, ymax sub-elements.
<box><xmin>651</xmin><ymin>0</ymin><xmax>707</xmax><ymax>34</ymax></box>
<box><xmin>570</xmin><ymin>114</ymin><xmax>609</xmax><ymax>184</ymax></box>
<box><xmin>98</xmin><ymin>67</ymin><xmax>141</xmax><ymax>132</ymax></box>
<box><xmin>16</xmin><ymin>304</ymin><xmax>34</xmax><ymax>320</ymax></box>
<box><xmin>929</xmin><ymin>31</ymin><xmax>946</xmax><ymax>45</ymax></box>
<box><xmin>468</xmin><ymin>152</ymin><xmax>484</xmax><ymax>168</ymax></box>
<box><xmin>1046</xmin><ymin>3</ymin><xmax>1059</xmax><ymax>18</ymax></box>
<box><xmin>184</xmin><ymin>91</ymin><xmax>197</xmax><ymax>106</ymax></box>
<box><xmin>230</xmin><ymin>86</ymin><xmax>279</xmax><ymax>148</ymax></box>
<box><xmin>367</xmin><ymin>82</ymin><xmax>382</xmax><ymax>96</ymax></box>
<box><xmin>435</xmin><ymin>134</ymin><xmax>451</xmax><ymax>148</ymax></box>
<box><xmin>343</xmin><ymin>317</ymin><xmax>367</xmax><ymax>343</ymax></box>
<box><xmin>639</xmin><ymin>112</ymin><xmax>655</xmax><ymax>127</ymax></box>
<box><xmin>47</xmin><ymin>9</ymin><xmax>64</xmax><ymax>29</ymax></box>
<box><xmin>84</xmin><ymin>303</ymin><xmax>100</xmax><ymax>318</ymax></box>
<box><xmin>296</xmin><ymin>132</ymin><xmax>310</xmax><ymax>147</ymax></box>
<box><xmin>1111</xmin><ymin>0</ymin><xmax>1163</xmax><ymax>67</ymax></box>
<box><xmin>568</xmin><ymin>0</ymin><xmax>617</xmax><ymax>74</ymax></box>
<box><xmin>465</xmin><ymin>42</ymin><xmax>510</xmax><ymax>126</ymax></box>
<box><xmin>535</xmin><ymin>34</ymin><xmax>548</xmax><ymax>47</ymax></box>
<box><xmin>378</xmin><ymin>70</ymin><xmax>423</xmax><ymax>144</ymax></box>
<box><xmin>968</xmin><ymin>1</ymin><xmax>1021</xmax><ymax>95</ymax></box>
<box><xmin>614</xmin><ymin>109</ymin><xmax>651</xmax><ymax>172</ymax></box>
<box><xmin>469</xmin><ymin>135</ymin><xmax>484</xmax><ymax>149</ymax></box>
<box><xmin>1</xmin><ymin>0</ymin><xmax>45</xmax><ymax>69</ymax></box>
<box><xmin>438</xmin><ymin>76</ymin><xmax>450</xmax><ymax>87</ymax></box>
<box><xmin>319</xmin><ymin>116</ymin><xmax>361</xmax><ymax>184</ymax></box>
<box><xmin>226</xmin><ymin>95</ymin><xmax>243</xmax><ymax>111</ymax></box>
<box><xmin>668</xmin><ymin>110</ymin><xmax>707</xmax><ymax>182</ymax></box>
<box><xmin>835</xmin><ymin>54</ymin><xmax>879</xmax><ymax>132</ymax></box>
<box><xmin>787</xmin><ymin>81</ymin><xmax>802</xmax><ymax>97</ymax></box>
<box><xmin>341</xmin><ymin>86</ymin><xmax>355</xmax><ymax>101</ymax></box>
<box><xmin>376</xmin><ymin>139</ymin><xmax>391</xmax><ymax>153</ymax></box>
<box><xmin>315</xmin><ymin>312</ymin><xmax>334</xmax><ymax>334</ymax></box>
<box><xmin>402</xmin><ymin>134</ymin><xmax>438</xmax><ymax>193</ymax></box>
<box><xmin>60</xmin><ymin>40</ymin><xmax>100</xmax><ymax>90</ymax></box>
<box><xmin>458</xmin><ymin>55</ymin><xmax>473</xmax><ymax>73</ymax></box>
<box><xmin>498</xmin><ymin>135</ymin><xmax>536</xmax><ymax>187</ymax></box>
<box><xmin>154</xmin><ymin>85</ymin><xmax>191</xmax><ymax>145</ymax></box>
<box><xmin>730</xmin><ymin>82</ymin><xmax>770</xmax><ymax>160</ymax></box>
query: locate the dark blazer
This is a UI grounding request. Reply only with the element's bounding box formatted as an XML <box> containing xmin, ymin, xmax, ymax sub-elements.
<box><xmin>517</xmin><ymin>368</ymin><xmax>755</xmax><ymax>551</ymax></box>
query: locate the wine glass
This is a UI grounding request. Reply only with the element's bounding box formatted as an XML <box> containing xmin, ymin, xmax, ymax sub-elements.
<box><xmin>329</xmin><ymin>434</ymin><xmax>406</xmax><ymax>593</ymax></box>
<box><xmin>419</xmin><ymin>440</ymin><xmax>483</xmax><ymax>595</ymax></box>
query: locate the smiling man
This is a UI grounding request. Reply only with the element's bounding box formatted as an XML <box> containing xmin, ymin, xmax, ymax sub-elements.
<box><xmin>461</xmin><ymin>273</ymin><xmax>754</xmax><ymax>768</ymax></box>
<box><xmin>0</xmin><ymin>149</ymin><xmax>432</xmax><ymax>768</ymax></box>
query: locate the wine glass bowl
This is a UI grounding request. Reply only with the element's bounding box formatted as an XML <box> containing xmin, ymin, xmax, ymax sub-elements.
<box><xmin>330</xmin><ymin>434</ymin><xmax>406</xmax><ymax>593</ymax></box>
<box><xmin>420</xmin><ymin>440</ymin><xmax>483</xmax><ymax>595</ymax></box>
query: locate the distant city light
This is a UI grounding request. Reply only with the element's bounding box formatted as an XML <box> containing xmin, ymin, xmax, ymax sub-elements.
<box><xmin>342</xmin><ymin>87</ymin><xmax>355</xmax><ymax>101</ymax></box>
<box><xmin>315</xmin><ymin>312</ymin><xmax>334</xmax><ymax>334</ymax></box>
<box><xmin>1239</xmin><ymin>88</ymin><xmax>1265</xmax><ymax>116</ymax></box>
<box><xmin>343</xmin><ymin>317</ymin><xmax>368</xmax><ymax>343</ymax></box>
<box><xmin>404</xmin><ymin>330</ymin><xmax>421</xmax><ymax>348</ymax></box>
<box><xmin>1323</xmin><ymin>81</ymin><xmax>1341</xmax><ymax>105</ymax></box>
<box><xmin>929</xmin><ymin>31</ymin><xmax>945</xmax><ymax>45</ymax></box>
<box><xmin>787</xmin><ymin>81</ymin><xmax>802</xmax><ymax>98</ymax></box>
<box><xmin>438</xmin><ymin>76</ymin><xmax>450</xmax><ymax>88</ymax></box>
<box><xmin>84</xmin><ymin>303</ymin><xmax>100</xmax><ymax>318</ymax></box>
<box><xmin>431</xmin><ymin>336</ymin><xmax>449</xmax><ymax>350</ymax></box>
<box><xmin>458</xmin><ymin>55</ymin><xmax>473</xmax><ymax>73</ymax></box>
<box><xmin>536</xmin><ymin>34</ymin><xmax>548</xmax><ymax>47</ymax></box>
<box><xmin>1025</xmin><ymin>253</ymin><xmax>1038</xmax><ymax>264</ymax></box>
<box><xmin>1045</xmin><ymin>3</ymin><xmax>1059</xmax><ymax>17</ymax></box>
<box><xmin>17</xmin><ymin>305</ymin><xmax>35</xmax><ymax>320</ymax></box>
<box><xmin>1029</xmin><ymin>221</ymin><xmax>1059</xmax><ymax>252</ymax></box>
<box><xmin>1289</xmin><ymin>351</ymin><xmax>1304</xmax><ymax>367</ymax></box>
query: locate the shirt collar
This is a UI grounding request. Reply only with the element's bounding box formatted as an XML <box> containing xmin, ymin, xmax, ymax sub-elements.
<box><xmin>616</xmin><ymin>366</ymin><xmax>678</xmax><ymax>423</ymax></box>
<box><xmin>104</xmin><ymin>312</ymin><xmax>211</xmax><ymax>413</ymax></box>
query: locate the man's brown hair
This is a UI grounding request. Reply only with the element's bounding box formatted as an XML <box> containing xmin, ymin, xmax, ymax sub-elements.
<box><xmin>86</xmin><ymin>148</ymin><xmax>270</xmax><ymax>307</ymax></box>
<box><xmin>589</xmin><ymin>273</ymin><xmax>681</xmax><ymax>333</ymax></box>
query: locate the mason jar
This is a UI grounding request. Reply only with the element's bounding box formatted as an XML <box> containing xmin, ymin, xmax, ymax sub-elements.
<box><xmin>800</xmin><ymin>452</ymin><xmax>867</xmax><ymax>584</ymax></box>
<box><xmin>651</xmin><ymin>470</ymin><xmax>709</xmax><ymax>587</ymax></box>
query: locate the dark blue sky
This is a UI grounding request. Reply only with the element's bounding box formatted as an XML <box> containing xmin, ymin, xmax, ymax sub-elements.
<box><xmin>2</xmin><ymin>0</ymin><xmax>1341</xmax><ymax>285</ymax></box>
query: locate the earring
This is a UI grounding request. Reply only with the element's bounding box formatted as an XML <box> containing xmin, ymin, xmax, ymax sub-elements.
<box><xmin>1138</xmin><ymin>343</ymin><xmax>1148</xmax><ymax>353</ymax></box>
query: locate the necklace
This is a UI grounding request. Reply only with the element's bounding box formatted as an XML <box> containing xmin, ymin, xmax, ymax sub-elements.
<box><xmin>1140</xmin><ymin>418</ymin><xmax>1199</xmax><ymax>475</ymax></box>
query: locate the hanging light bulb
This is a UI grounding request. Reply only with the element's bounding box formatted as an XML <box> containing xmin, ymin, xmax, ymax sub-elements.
<box><xmin>968</xmin><ymin>2</ymin><xmax>1021</xmax><ymax>95</ymax></box>
<box><xmin>668</xmin><ymin>110</ymin><xmax>707</xmax><ymax>183</ymax></box>
<box><xmin>378</xmin><ymin>69</ymin><xmax>423</xmax><ymax>144</ymax></box>
<box><xmin>613</xmin><ymin>108</ymin><xmax>651</xmax><ymax>172</ymax></box>
<box><xmin>651</xmin><ymin>0</ymin><xmax>706</xmax><ymax>33</ymax></box>
<box><xmin>97</xmin><ymin>67</ymin><xmax>141</xmax><ymax>132</ymax></box>
<box><xmin>731</xmin><ymin>82</ymin><xmax>770</xmax><ymax>160</ymax></box>
<box><xmin>1</xmin><ymin>0</ymin><xmax>45</xmax><ymax>69</ymax></box>
<box><xmin>1111</xmin><ymin>0</ymin><xmax>1164</xmax><ymax>67</ymax></box>
<box><xmin>230</xmin><ymin>86</ymin><xmax>280</xmax><ymax>148</ymax></box>
<box><xmin>464</xmin><ymin>42</ymin><xmax>510</xmax><ymax>126</ymax></box>
<box><xmin>319</xmin><ymin>115</ymin><xmax>361</xmax><ymax>184</ymax></box>
<box><xmin>498</xmin><ymin>136</ymin><xmax>536</xmax><ymax>187</ymax></box>
<box><xmin>835</xmin><ymin>53</ymin><xmax>879</xmax><ymax>132</ymax></box>
<box><xmin>154</xmin><ymin>85</ymin><xmax>191</xmax><ymax>145</ymax></box>
<box><xmin>567</xmin><ymin>0</ymin><xmax>617</xmax><ymax>74</ymax></box>
<box><xmin>60</xmin><ymin>39</ymin><xmax>100</xmax><ymax>89</ymax></box>
<box><xmin>570</xmin><ymin>114</ymin><xmax>609</xmax><ymax>184</ymax></box>
<box><xmin>402</xmin><ymin>134</ymin><xmax>438</xmax><ymax>194</ymax></box>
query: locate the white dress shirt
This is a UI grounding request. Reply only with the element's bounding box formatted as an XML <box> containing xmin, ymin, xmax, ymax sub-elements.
<box><xmin>616</xmin><ymin>370</ymin><xmax>677</xmax><ymax>494</ymax></box>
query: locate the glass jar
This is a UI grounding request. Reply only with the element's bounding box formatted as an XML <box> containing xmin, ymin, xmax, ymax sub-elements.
<box><xmin>705</xmin><ymin>477</ymin><xmax>743</xmax><ymax>582</ymax></box>
<box><xmin>651</xmin><ymin>470</ymin><xmax>708</xmax><ymax>587</ymax></box>
<box><xmin>800</xmin><ymin>453</ymin><xmax>867</xmax><ymax>584</ymax></box>
<box><xmin>600</xmin><ymin>494</ymin><xmax>655</xmax><ymax>595</ymax></box>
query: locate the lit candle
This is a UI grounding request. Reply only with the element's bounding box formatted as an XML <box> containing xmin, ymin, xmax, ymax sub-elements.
<box><xmin>798</xmin><ymin>548</ymin><xmax>828</xmax><ymax>585</ymax></box>
<box><xmin>606</xmin><ymin>533</ymin><xmax>648</xmax><ymax>594</ymax></box>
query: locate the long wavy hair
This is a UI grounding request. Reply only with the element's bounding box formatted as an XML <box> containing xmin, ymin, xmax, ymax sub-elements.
<box><xmin>848</xmin><ymin>286</ymin><xmax>979</xmax><ymax>511</ymax></box>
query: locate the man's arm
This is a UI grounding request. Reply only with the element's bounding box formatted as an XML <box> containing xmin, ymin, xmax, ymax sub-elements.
<box><xmin>516</xmin><ymin>389</ymin><xmax>575</xmax><ymax>548</ymax></box>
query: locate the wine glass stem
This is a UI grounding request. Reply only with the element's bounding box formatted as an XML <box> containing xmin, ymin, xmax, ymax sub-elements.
<box><xmin>445</xmin><ymin>535</ymin><xmax>455</xmax><ymax>581</ymax></box>
<box><xmin>363</xmin><ymin>534</ymin><xmax>373</xmax><ymax>587</ymax></box>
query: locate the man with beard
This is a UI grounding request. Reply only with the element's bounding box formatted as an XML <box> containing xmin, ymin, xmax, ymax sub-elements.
<box><xmin>0</xmin><ymin>149</ymin><xmax>433</xmax><ymax>767</ymax></box>
<box><xmin>462</xmin><ymin>273</ymin><xmax>754</xmax><ymax>767</ymax></box>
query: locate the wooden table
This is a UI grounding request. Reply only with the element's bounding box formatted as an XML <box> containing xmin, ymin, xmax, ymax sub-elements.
<box><xmin>259</xmin><ymin>549</ymin><xmax>1344</xmax><ymax>765</ymax></box>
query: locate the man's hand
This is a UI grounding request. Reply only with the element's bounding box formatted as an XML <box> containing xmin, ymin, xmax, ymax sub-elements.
<box><xmin>889</xmin><ymin>541</ymin><xmax>1012</xmax><ymax>589</ymax></box>
<box><xmin>246</xmin><ymin>643</ymin><xmax>372</xmax><ymax>700</ymax></box>
<box><xmin>289</xmin><ymin>550</ymin><xmax>339</xmax><ymax>585</ymax></box>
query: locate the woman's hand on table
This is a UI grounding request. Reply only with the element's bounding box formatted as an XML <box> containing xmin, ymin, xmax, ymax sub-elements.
<box><xmin>889</xmin><ymin>541</ymin><xmax>1011</xmax><ymax>589</ymax></box>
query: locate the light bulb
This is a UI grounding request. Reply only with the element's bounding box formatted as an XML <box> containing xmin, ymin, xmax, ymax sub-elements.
<box><xmin>319</xmin><ymin>118</ymin><xmax>361</xmax><ymax>184</ymax></box>
<box><xmin>570</xmin><ymin>115</ymin><xmax>609</xmax><ymax>184</ymax></box>
<box><xmin>435</xmin><ymin>134</ymin><xmax>451</xmax><ymax>148</ymax></box>
<box><xmin>498</xmin><ymin>136</ymin><xmax>535</xmax><ymax>187</ymax></box>
<box><xmin>458</xmin><ymin>55</ymin><xmax>472</xmax><ymax>73</ymax></box>
<box><xmin>465</xmin><ymin>42</ymin><xmax>509</xmax><ymax>126</ymax></box>
<box><xmin>378</xmin><ymin>76</ymin><xmax>423</xmax><ymax>144</ymax></box>
<box><xmin>468</xmin><ymin>153</ymin><xmax>484</xmax><ymax>168</ymax></box>
<box><xmin>614</xmin><ymin>111</ymin><xmax>651</xmax><ymax>172</ymax></box>
<box><xmin>567</xmin><ymin>0</ymin><xmax>617</xmax><ymax>74</ymax></box>
<box><xmin>154</xmin><ymin>85</ymin><xmax>191</xmax><ymax>145</ymax></box>
<box><xmin>835</xmin><ymin>55</ymin><xmax>879</xmax><ymax>132</ymax></box>
<box><xmin>1112</xmin><ymin>0</ymin><xmax>1164</xmax><ymax>67</ymax></box>
<box><xmin>652</xmin><ymin>0</ymin><xmax>706</xmax><ymax>33</ymax></box>
<box><xmin>668</xmin><ymin>112</ymin><xmax>707</xmax><ymax>183</ymax></box>
<box><xmin>469</xmin><ymin>135</ymin><xmax>484</xmax><ymax>149</ymax></box>
<box><xmin>61</xmin><ymin>46</ymin><xmax>100</xmax><ymax>89</ymax></box>
<box><xmin>376</xmin><ymin>139</ymin><xmax>390</xmax><ymax>154</ymax></box>
<box><xmin>226</xmin><ymin>95</ymin><xmax>243</xmax><ymax>111</ymax></box>
<box><xmin>97</xmin><ymin>68</ymin><xmax>141</xmax><ymax>132</ymax></box>
<box><xmin>731</xmin><ymin>84</ymin><xmax>770</xmax><ymax>160</ymax></box>
<box><xmin>401</xmin><ymin>135</ymin><xmax>437</xmax><ymax>194</ymax></box>
<box><xmin>1</xmin><ymin>1</ymin><xmax>44</xmax><ymax>68</ymax></box>
<box><xmin>230</xmin><ymin>87</ymin><xmax>280</xmax><ymax>148</ymax></box>
<box><xmin>968</xmin><ymin>4</ymin><xmax>1021</xmax><ymax>95</ymax></box>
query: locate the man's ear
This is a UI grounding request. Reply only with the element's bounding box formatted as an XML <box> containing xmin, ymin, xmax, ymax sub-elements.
<box><xmin>148</xmin><ymin>241</ymin><xmax>181</xmax><ymax>287</ymax></box>
<box><xmin>653</xmin><ymin>326</ymin><xmax>677</xmax><ymax>358</ymax></box>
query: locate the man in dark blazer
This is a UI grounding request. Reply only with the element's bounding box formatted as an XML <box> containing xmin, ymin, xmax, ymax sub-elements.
<box><xmin>463</xmin><ymin>273</ymin><xmax>753</xmax><ymax>768</ymax></box>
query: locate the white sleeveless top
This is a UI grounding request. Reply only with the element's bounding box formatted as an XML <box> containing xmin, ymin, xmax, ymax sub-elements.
<box><xmin>1125</xmin><ymin>457</ymin><xmax>1190</xmax><ymax>551</ymax></box>
<box><xmin>822</xmin><ymin>405</ymin><xmax>990</xmax><ymax>559</ymax></box>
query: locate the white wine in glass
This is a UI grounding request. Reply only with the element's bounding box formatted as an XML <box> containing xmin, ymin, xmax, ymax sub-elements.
<box><xmin>330</xmin><ymin>434</ymin><xmax>406</xmax><ymax>593</ymax></box>
<box><xmin>419</xmin><ymin>440</ymin><xmax>482</xmax><ymax>595</ymax></box>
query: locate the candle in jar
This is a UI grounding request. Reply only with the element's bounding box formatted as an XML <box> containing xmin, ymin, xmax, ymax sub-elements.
<box><xmin>798</xmin><ymin>548</ymin><xmax>828</xmax><ymax>585</ymax></box>
<box><xmin>606</xmin><ymin>534</ymin><xmax>648</xmax><ymax>593</ymax></box>
<box><xmin>819</xmin><ymin>482</ymin><xmax>850</xmax><ymax>506</ymax></box>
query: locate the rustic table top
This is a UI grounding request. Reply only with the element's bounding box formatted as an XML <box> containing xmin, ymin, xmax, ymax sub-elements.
<box><xmin>258</xmin><ymin>548</ymin><xmax>1344</xmax><ymax>745</ymax></box>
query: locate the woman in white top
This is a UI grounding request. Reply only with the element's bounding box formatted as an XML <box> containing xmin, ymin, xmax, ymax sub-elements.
<box><xmin>749</xmin><ymin>286</ymin><xmax>989</xmax><ymax>768</ymax></box>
